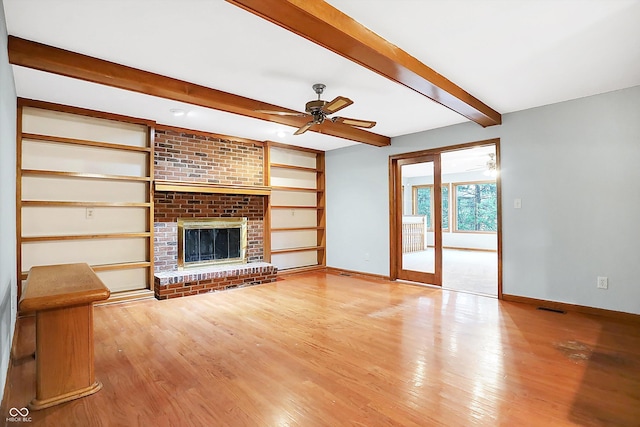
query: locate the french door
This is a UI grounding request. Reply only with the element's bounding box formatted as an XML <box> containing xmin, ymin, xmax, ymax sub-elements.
<box><xmin>390</xmin><ymin>154</ymin><xmax>442</xmax><ymax>285</ymax></box>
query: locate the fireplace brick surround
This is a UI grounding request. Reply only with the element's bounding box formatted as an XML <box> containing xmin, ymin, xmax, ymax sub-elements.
<box><xmin>153</xmin><ymin>129</ymin><xmax>276</xmax><ymax>299</ymax></box>
<box><xmin>154</xmin><ymin>192</ymin><xmax>265</xmax><ymax>271</ymax></box>
<box><xmin>154</xmin><ymin>129</ymin><xmax>264</xmax><ymax>186</ymax></box>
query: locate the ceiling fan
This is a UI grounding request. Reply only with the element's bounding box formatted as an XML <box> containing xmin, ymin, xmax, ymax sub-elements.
<box><xmin>256</xmin><ymin>83</ymin><xmax>376</xmax><ymax>135</ymax></box>
<box><xmin>467</xmin><ymin>153</ymin><xmax>497</xmax><ymax>176</ymax></box>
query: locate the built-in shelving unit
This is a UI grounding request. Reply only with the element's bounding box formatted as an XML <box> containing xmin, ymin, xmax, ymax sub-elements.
<box><xmin>267</xmin><ymin>142</ymin><xmax>325</xmax><ymax>272</ymax></box>
<box><xmin>17</xmin><ymin>101</ymin><xmax>154</xmax><ymax>301</ymax></box>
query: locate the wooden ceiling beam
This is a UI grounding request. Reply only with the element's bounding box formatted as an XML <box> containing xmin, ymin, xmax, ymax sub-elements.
<box><xmin>8</xmin><ymin>36</ymin><xmax>390</xmax><ymax>147</ymax></box>
<box><xmin>227</xmin><ymin>0</ymin><xmax>502</xmax><ymax>127</ymax></box>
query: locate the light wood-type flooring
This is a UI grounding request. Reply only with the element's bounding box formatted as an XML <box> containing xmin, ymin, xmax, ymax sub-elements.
<box><xmin>402</xmin><ymin>248</ymin><xmax>498</xmax><ymax>295</ymax></box>
<box><xmin>2</xmin><ymin>272</ymin><xmax>639</xmax><ymax>426</ymax></box>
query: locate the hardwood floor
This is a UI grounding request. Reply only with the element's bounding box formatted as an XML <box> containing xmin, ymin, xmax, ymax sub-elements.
<box><xmin>2</xmin><ymin>272</ymin><xmax>639</xmax><ymax>426</ymax></box>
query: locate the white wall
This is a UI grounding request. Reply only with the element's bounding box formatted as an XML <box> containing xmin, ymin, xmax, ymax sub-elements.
<box><xmin>0</xmin><ymin>0</ymin><xmax>17</xmax><ymax>403</ymax></box>
<box><xmin>326</xmin><ymin>86</ymin><xmax>640</xmax><ymax>315</ymax></box>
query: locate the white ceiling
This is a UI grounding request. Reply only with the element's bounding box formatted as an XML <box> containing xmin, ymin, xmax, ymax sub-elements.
<box><xmin>4</xmin><ymin>0</ymin><xmax>640</xmax><ymax>151</ymax></box>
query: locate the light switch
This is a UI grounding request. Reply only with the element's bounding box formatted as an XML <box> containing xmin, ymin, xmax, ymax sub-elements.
<box><xmin>514</xmin><ymin>198</ymin><xmax>522</xmax><ymax>209</ymax></box>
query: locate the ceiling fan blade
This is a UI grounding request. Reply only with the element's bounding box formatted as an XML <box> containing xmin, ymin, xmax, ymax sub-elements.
<box><xmin>322</xmin><ymin>96</ymin><xmax>353</xmax><ymax>114</ymax></box>
<box><xmin>332</xmin><ymin>116</ymin><xmax>376</xmax><ymax>129</ymax></box>
<box><xmin>294</xmin><ymin>121</ymin><xmax>314</xmax><ymax>135</ymax></box>
<box><xmin>255</xmin><ymin>109</ymin><xmax>306</xmax><ymax>117</ymax></box>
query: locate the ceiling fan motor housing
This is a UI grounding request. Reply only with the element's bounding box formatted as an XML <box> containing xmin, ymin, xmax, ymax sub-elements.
<box><xmin>305</xmin><ymin>99</ymin><xmax>327</xmax><ymax>123</ymax></box>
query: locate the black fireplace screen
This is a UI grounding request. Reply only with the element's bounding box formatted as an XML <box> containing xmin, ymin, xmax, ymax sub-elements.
<box><xmin>184</xmin><ymin>227</ymin><xmax>241</xmax><ymax>263</ymax></box>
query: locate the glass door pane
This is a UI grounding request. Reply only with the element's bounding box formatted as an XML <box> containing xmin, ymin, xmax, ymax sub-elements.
<box><xmin>401</xmin><ymin>161</ymin><xmax>435</xmax><ymax>274</ymax></box>
<box><xmin>396</xmin><ymin>154</ymin><xmax>441</xmax><ymax>285</ymax></box>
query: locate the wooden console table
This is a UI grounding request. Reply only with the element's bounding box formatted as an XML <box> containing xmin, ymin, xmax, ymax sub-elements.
<box><xmin>19</xmin><ymin>263</ymin><xmax>110</xmax><ymax>410</ymax></box>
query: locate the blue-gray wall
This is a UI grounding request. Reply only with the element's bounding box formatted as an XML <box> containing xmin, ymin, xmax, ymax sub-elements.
<box><xmin>326</xmin><ymin>86</ymin><xmax>640</xmax><ymax>315</ymax></box>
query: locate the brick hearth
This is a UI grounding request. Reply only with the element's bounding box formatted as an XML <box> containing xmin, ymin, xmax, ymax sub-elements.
<box><xmin>154</xmin><ymin>262</ymin><xmax>277</xmax><ymax>300</ymax></box>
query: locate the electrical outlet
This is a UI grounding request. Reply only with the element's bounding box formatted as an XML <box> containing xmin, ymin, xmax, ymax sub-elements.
<box><xmin>86</xmin><ymin>208</ymin><xmax>95</xmax><ymax>219</ymax></box>
<box><xmin>514</xmin><ymin>198</ymin><xmax>522</xmax><ymax>209</ymax></box>
<box><xmin>597</xmin><ymin>276</ymin><xmax>608</xmax><ymax>289</ymax></box>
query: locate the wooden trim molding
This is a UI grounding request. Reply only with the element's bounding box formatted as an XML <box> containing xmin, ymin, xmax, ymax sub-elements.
<box><xmin>270</xmin><ymin>245</ymin><xmax>324</xmax><ymax>255</ymax></box>
<box><xmin>277</xmin><ymin>265</ymin><xmax>326</xmax><ymax>276</ymax></box>
<box><xmin>154</xmin><ymin>180</ymin><xmax>271</xmax><ymax>196</ymax></box>
<box><xmin>270</xmin><ymin>163</ymin><xmax>318</xmax><ymax>172</ymax></box>
<box><xmin>266</xmin><ymin>140</ymin><xmax>325</xmax><ymax>155</ymax></box>
<box><xmin>389</xmin><ymin>138</ymin><xmax>501</xmax><ymax>161</ymax></box>
<box><xmin>9</xmin><ymin>36</ymin><xmax>389</xmax><ymax>147</ymax></box>
<box><xmin>326</xmin><ymin>267</ymin><xmax>390</xmax><ymax>282</ymax></box>
<box><xmin>21</xmin><ymin>233</ymin><xmax>151</xmax><ymax>243</ymax></box>
<box><xmin>16</xmin><ymin>104</ymin><xmax>23</xmax><ymax>300</ymax></box>
<box><xmin>22</xmin><ymin>132</ymin><xmax>152</xmax><ymax>153</ymax></box>
<box><xmin>21</xmin><ymin>169</ymin><xmax>151</xmax><ymax>182</ymax></box>
<box><xmin>263</xmin><ymin>142</ymin><xmax>272</xmax><ymax>263</ymax></box>
<box><xmin>21</xmin><ymin>201</ymin><xmax>151</xmax><ymax>208</ymax></box>
<box><xmin>227</xmin><ymin>0</ymin><xmax>501</xmax><ymax>127</ymax></box>
<box><xmin>97</xmin><ymin>289</ymin><xmax>155</xmax><ymax>306</ymax></box>
<box><xmin>270</xmin><ymin>205</ymin><xmax>322</xmax><ymax>210</ymax></box>
<box><xmin>502</xmin><ymin>294</ymin><xmax>640</xmax><ymax>324</ymax></box>
<box><xmin>271</xmin><ymin>186</ymin><xmax>319</xmax><ymax>193</ymax></box>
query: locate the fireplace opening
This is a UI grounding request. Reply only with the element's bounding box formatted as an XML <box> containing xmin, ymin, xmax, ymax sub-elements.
<box><xmin>177</xmin><ymin>217</ymin><xmax>247</xmax><ymax>269</ymax></box>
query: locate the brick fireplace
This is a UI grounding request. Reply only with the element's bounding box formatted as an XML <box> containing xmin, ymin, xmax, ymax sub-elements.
<box><xmin>152</xmin><ymin>129</ymin><xmax>277</xmax><ymax>299</ymax></box>
<box><xmin>154</xmin><ymin>192</ymin><xmax>265</xmax><ymax>271</ymax></box>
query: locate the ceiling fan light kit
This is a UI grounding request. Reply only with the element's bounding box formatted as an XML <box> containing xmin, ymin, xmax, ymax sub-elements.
<box><xmin>257</xmin><ymin>83</ymin><xmax>376</xmax><ymax>136</ymax></box>
<box><xmin>484</xmin><ymin>153</ymin><xmax>498</xmax><ymax>176</ymax></box>
<box><xmin>466</xmin><ymin>152</ymin><xmax>498</xmax><ymax>177</ymax></box>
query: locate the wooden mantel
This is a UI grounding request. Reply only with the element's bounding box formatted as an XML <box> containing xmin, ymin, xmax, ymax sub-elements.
<box><xmin>154</xmin><ymin>180</ymin><xmax>271</xmax><ymax>196</ymax></box>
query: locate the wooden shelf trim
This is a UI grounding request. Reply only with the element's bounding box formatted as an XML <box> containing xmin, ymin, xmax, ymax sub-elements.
<box><xmin>155</xmin><ymin>180</ymin><xmax>271</xmax><ymax>195</ymax></box>
<box><xmin>21</xmin><ymin>169</ymin><xmax>151</xmax><ymax>182</ymax></box>
<box><xmin>21</xmin><ymin>232</ymin><xmax>151</xmax><ymax>243</ymax></box>
<box><xmin>97</xmin><ymin>289</ymin><xmax>155</xmax><ymax>305</ymax></box>
<box><xmin>277</xmin><ymin>265</ymin><xmax>325</xmax><ymax>275</ymax></box>
<box><xmin>21</xmin><ymin>201</ymin><xmax>151</xmax><ymax>208</ymax></box>
<box><xmin>21</xmin><ymin>132</ymin><xmax>152</xmax><ymax>153</ymax></box>
<box><xmin>271</xmin><ymin>245</ymin><xmax>325</xmax><ymax>255</ymax></box>
<box><xmin>21</xmin><ymin>261</ymin><xmax>151</xmax><ymax>280</ymax></box>
<box><xmin>90</xmin><ymin>261</ymin><xmax>152</xmax><ymax>272</ymax></box>
<box><xmin>270</xmin><ymin>205</ymin><xmax>323</xmax><ymax>210</ymax></box>
<box><xmin>270</xmin><ymin>163</ymin><xmax>319</xmax><ymax>173</ymax></box>
<box><xmin>271</xmin><ymin>185</ymin><xmax>320</xmax><ymax>193</ymax></box>
<box><xmin>271</xmin><ymin>226</ymin><xmax>325</xmax><ymax>232</ymax></box>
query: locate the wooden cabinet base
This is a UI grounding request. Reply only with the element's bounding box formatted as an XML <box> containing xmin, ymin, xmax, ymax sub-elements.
<box><xmin>31</xmin><ymin>305</ymin><xmax>101</xmax><ymax>410</ymax></box>
<box><xmin>19</xmin><ymin>263</ymin><xmax>110</xmax><ymax>411</ymax></box>
<box><xmin>29</xmin><ymin>381</ymin><xmax>103</xmax><ymax>410</ymax></box>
